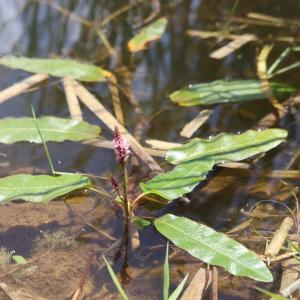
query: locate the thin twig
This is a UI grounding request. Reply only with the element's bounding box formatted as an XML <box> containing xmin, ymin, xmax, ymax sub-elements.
<box><xmin>64</xmin><ymin>200</ymin><xmax>116</xmax><ymax>241</ymax></box>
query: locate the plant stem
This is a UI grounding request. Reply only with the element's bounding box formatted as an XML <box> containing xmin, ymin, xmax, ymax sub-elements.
<box><xmin>121</xmin><ymin>161</ymin><xmax>130</xmax><ymax>222</ymax></box>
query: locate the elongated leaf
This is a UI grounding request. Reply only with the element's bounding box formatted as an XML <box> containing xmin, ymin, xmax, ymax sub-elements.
<box><xmin>254</xmin><ymin>287</ymin><xmax>288</xmax><ymax>300</ymax></box>
<box><xmin>140</xmin><ymin>160</ymin><xmax>214</xmax><ymax>201</ymax></box>
<box><xmin>155</xmin><ymin>214</ymin><xmax>273</xmax><ymax>282</ymax></box>
<box><xmin>102</xmin><ymin>256</ymin><xmax>129</xmax><ymax>300</ymax></box>
<box><xmin>141</xmin><ymin>129</ymin><xmax>286</xmax><ymax>201</ymax></box>
<box><xmin>128</xmin><ymin>18</ymin><xmax>168</xmax><ymax>52</ymax></box>
<box><xmin>163</xmin><ymin>243</ymin><xmax>170</xmax><ymax>300</ymax></box>
<box><xmin>0</xmin><ymin>117</ymin><xmax>100</xmax><ymax>144</ymax></box>
<box><xmin>168</xmin><ymin>274</ymin><xmax>188</xmax><ymax>300</ymax></box>
<box><xmin>0</xmin><ymin>174</ymin><xmax>91</xmax><ymax>203</ymax></box>
<box><xmin>166</xmin><ymin>129</ymin><xmax>287</xmax><ymax>165</ymax></box>
<box><xmin>0</xmin><ymin>56</ymin><xmax>111</xmax><ymax>82</ymax></box>
<box><xmin>169</xmin><ymin>80</ymin><xmax>295</xmax><ymax>106</ymax></box>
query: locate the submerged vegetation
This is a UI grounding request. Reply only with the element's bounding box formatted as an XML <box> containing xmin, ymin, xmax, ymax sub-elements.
<box><xmin>0</xmin><ymin>0</ymin><xmax>300</xmax><ymax>299</ymax></box>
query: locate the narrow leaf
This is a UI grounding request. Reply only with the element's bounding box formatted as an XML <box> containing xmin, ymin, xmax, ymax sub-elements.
<box><xmin>0</xmin><ymin>117</ymin><xmax>100</xmax><ymax>144</ymax></box>
<box><xmin>0</xmin><ymin>56</ymin><xmax>111</xmax><ymax>82</ymax></box>
<box><xmin>128</xmin><ymin>18</ymin><xmax>168</xmax><ymax>52</ymax></box>
<box><xmin>169</xmin><ymin>80</ymin><xmax>295</xmax><ymax>106</ymax></box>
<box><xmin>154</xmin><ymin>214</ymin><xmax>273</xmax><ymax>282</ymax></box>
<box><xmin>102</xmin><ymin>256</ymin><xmax>129</xmax><ymax>300</ymax></box>
<box><xmin>140</xmin><ymin>160</ymin><xmax>214</xmax><ymax>201</ymax></box>
<box><xmin>163</xmin><ymin>243</ymin><xmax>170</xmax><ymax>300</ymax></box>
<box><xmin>166</xmin><ymin>129</ymin><xmax>287</xmax><ymax>165</ymax></box>
<box><xmin>254</xmin><ymin>287</ymin><xmax>288</xmax><ymax>300</ymax></box>
<box><xmin>168</xmin><ymin>274</ymin><xmax>188</xmax><ymax>300</ymax></box>
<box><xmin>31</xmin><ymin>105</ymin><xmax>55</xmax><ymax>174</ymax></box>
<box><xmin>0</xmin><ymin>174</ymin><xmax>91</xmax><ymax>203</ymax></box>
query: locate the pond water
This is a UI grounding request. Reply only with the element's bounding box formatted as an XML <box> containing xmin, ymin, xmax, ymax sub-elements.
<box><xmin>0</xmin><ymin>1</ymin><xmax>300</xmax><ymax>299</ymax></box>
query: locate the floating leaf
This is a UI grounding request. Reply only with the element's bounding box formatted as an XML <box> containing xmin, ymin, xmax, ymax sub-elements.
<box><xmin>128</xmin><ymin>18</ymin><xmax>168</xmax><ymax>52</ymax></box>
<box><xmin>0</xmin><ymin>56</ymin><xmax>111</xmax><ymax>82</ymax></box>
<box><xmin>170</xmin><ymin>80</ymin><xmax>295</xmax><ymax>106</ymax></box>
<box><xmin>0</xmin><ymin>116</ymin><xmax>100</xmax><ymax>144</ymax></box>
<box><xmin>141</xmin><ymin>160</ymin><xmax>214</xmax><ymax>201</ymax></box>
<box><xmin>0</xmin><ymin>174</ymin><xmax>91</xmax><ymax>203</ymax></box>
<box><xmin>154</xmin><ymin>214</ymin><xmax>273</xmax><ymax>282</ymax></box>
<box><xmin>166</xmin><ymin>129</ymin><xmax>287</xmax><ymax>165</ymax></box>
<box><xmin>141</xmin><ymin>129</ymin><xmax>286</xmax><ymax>201</ymax></box>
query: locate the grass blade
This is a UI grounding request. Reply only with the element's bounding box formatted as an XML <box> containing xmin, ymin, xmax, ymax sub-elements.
<box><xmin>163</xmin><ymin>242</ymin><xmax>170</xmax><ymax>300</ymax></box>
<box><xmin>31</xmin><ymin>105</ymin><xmax>55</xmax><ymax>175</ymax></box>
<box><xmin>102</xmin><ymin>256</ymin><xmax>129</xmax><ymax>300</ymax></box>
<box><xmin>168</xmin><ymin>274</ymin><xmax>188</xmax><ymax>300</ymax></box>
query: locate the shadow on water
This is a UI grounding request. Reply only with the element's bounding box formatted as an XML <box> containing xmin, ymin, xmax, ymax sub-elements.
<box><xmin>0</xmin><ymin>0</ymin><xmax>300</xmax><ymax>299</ymax></box>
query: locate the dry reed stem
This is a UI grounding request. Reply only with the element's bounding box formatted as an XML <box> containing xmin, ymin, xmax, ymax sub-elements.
<box><xmin>81</xmin><ymin>139</ymin><xmax>166</xmax><ymax>157</ymax></box>
<box><xmin>180</xmin><ymin>109</ymin><xmax>212</xmax><ymax>138</ymax></box>
<box><xmin>0</xmin><ymin>73</ymin><xmax>49</xmax><ymax>104</ymax></box>
<box><xmin>210</xmin><ymin>34</ymin><xmax>256</xmax><ymax>59</ymax></box>
<box><xmin>211</xmin><ymin>266</ymin><xmax>218</xmax><ymax>300</ymax></box>
<box><xmin>73</xmin><ymin>80</ymin><xmax>162</xmax><ymax>172</ymax></box>
<box><xmin>180</xmin><ymin>267</ymin><xmax>207</xmax><ymax>300</ymax></box>
<box><xmin>63</xmin><ymin>78</ymin><xmax>83</xmax><ymax>121</ymax></box>
<box><xmin>247</xmin><ymin>12</ymin><xmax>300</xmax><ymax>27</ymax></box>
<box><xmin>257</xmin><ymin>45</ymin><xmax>285</xmax><ymax>116</ymax></box>
<box><xmin>265</xmin><ymin>216</ymin><xmax>294</xmax><ymax>257</ymax></box>
<box><xmin>107</xmin><ymin>74</ymin><xmax>124</xmax><ymax>124</ymax></box>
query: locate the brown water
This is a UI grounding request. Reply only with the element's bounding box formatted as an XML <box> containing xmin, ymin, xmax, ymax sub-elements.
<box><xmin>0</xmin><ymin>1</ymin><xmax>300</xmax><ymax>299</ymax></box>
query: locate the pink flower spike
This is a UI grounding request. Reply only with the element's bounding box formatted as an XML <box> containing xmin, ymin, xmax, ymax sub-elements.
<box><xmin>112</xmin><ymin>126</ymin><xmax>131</xmax><ymax>163</ymax></box>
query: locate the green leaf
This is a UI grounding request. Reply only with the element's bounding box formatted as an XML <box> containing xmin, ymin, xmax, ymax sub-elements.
<box><xmin>0</xmin><ymin>174</ymin><xmax>91</xmax><ymax>203</ymax></box>
<box><xmin>141</xmin><ymin>160</ymin><xmax>214</xmax><ymax>201</ymax></box>
<box><xmin>0</xmin><ymin>116</ymin><xmax>100</xmax><ymax>144</ymax></box>
<box><xmin>154</xmin><ymin>214</ymin><xmax>273</xmax><ymax>282</ymax></box>
<box><xmin>0</xmin><ymin>56</ymin><xmax>111</xmax><ymax>82</ymax></box>
<box><xmin>141</xmin><ymin>129</ymin><xmax>286</xmax><ymax>201</ymax></box>
<box><xmin>254</xmin><ymin>287</ymin><xmax>288</xmax><ymax>300</ymax></box>
<box><xmin>168</xmin><ymin>274</ymin><xmax>188</xmax><ymax>300</ymax></box>
<box><xmin>12</xmin><ymin>255</ymin><xmax>27</xmax><ymax>265</ymax></box>
<box><xmin>169</xmin><ymin>80</ymin><xmax>296</xmax><ymax>106</ymax></box>
<box><xmin>128</xmin><ymin>18</ymin><xmax>168</xmax><ymax>52</ymax></box>
<box><xmin>163</xmin><ymin>243</ymin><xmax>170</xmax><ymax>300</ymax></box>
<box><xmin>102</xmin><ymin>256</ymin><xmax>129</xmax><ymax>300</ymax></box>
<box><xmin>166</xmin><ymin>129</ymin><xmax>287</xmax><ymax>165</ymax></box>
<box><xmin>132</xmin><ymin>218</ymin><xmax>151</xmax><ymax>229</ymax></box>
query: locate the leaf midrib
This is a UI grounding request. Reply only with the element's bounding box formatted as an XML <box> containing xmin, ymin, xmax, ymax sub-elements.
<box><xmin>143</xmin><ymin>162</ymin><xmax>212</xmax><ymax>192</ymax></box>
<box><xmin>159</xmin><ymin>217</ymin><xmax>268</xmax><ymax>280</ymax></box>
<box><xmin>169</xmin><ymin>131</ymin><xmax>284</xmax><ymax>164</ymax></box>
<box><xmin>1</xmin><ymin>127</ymin><xmax>94</xmax><ymax>135</ymax></box>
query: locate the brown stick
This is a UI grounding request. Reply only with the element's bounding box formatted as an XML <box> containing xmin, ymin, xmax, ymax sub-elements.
<box><xmin>63</xmin><ymin>77</ymin><xmax>83</xmax><ymax>120</ymax></box>
<box><xmin>73</xmin><ymin>80</ymin><xmax>162</xmax><ymax>172</ymax></box>
<box><xmin>107</xmin><ymin>74</ymin><xmax>124</xmax><ymax>124</ymax></box>
<box><xmin>265</xmin><ymin>216</ymin><xmax>294</xmax><ymax>257</ymax></box>
<box><xmin>71</xmin><ymin>253</ymin><xmax>95</xmax><ymax>300</ymax></box>
<box><xmin>211</xmin><ymin>267</ymin><xmax>218</xmax><ymax>300</ymax></box>
<box><xmin>180</xmin><ymin>267</ymin><xmax>207</xmax><ymax>300</ymax></box>
<box><xmin>0</xmin><ymin>73</ymin><xmax>49</xmax><ymax>103</ymax></box>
